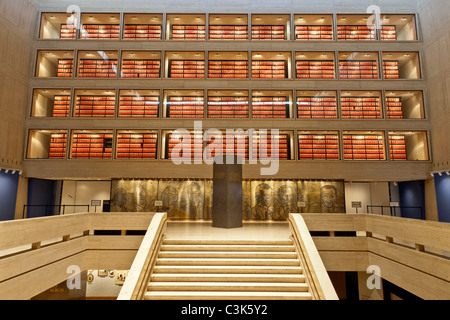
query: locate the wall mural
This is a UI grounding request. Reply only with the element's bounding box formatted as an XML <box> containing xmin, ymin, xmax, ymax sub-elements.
<box><xmin>110</xmin><ymin>179</ymin><xmax>345</xmax><ymax>220</ymax></box>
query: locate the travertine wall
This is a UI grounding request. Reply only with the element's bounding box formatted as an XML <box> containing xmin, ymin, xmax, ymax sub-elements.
<box><xmin>0</xmin><ymin>0</ymin><xmax>38</xmax><ymax>171</ymax></box>
<box><xmin>417</xmin><ymin>0</ymin><xmax>450</xmax><ymax>173</ymax></box>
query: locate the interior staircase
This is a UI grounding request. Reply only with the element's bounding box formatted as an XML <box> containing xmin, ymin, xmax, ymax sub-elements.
<box><xmin>144</xmin><ymin>239</ymin><xmax>313</xmax><ymax>300</ymax></box>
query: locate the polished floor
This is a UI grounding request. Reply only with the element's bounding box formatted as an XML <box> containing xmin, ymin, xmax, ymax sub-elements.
<box><xmin>165</xmin><ymin>220</ymin><xmax>291</xmax><ymax>241</ymax></box>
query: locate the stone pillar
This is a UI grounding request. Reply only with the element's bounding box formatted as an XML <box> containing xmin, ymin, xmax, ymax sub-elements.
<box><xmin>212</xmin><ymin>155</ymin><xmax>243</xmax><ymax>228</ymax></box>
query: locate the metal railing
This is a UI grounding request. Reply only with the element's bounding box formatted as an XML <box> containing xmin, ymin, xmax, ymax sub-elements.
<box><xmin>22</xmin><ymin>205</ymin><xmax>90</xmax><ymax>219</ymax></box>
<box><xmin>367</xmin><ymin>205</ymin><xmax>424</xmax><ymax>220</ymax></box>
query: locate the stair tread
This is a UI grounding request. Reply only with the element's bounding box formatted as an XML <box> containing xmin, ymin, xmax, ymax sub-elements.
<box><xmin>156</xmin><ymin>258</ymin><xmax>301</xmax><ymax>266</ymax></box>
<box><xmin>158</xmin><ymin>251</ymin><xmax>298</xmax><ymax>258</ymax></box>
<box><xmin>160</xmin><ymin>245</ymin><xmax>296</xmax><ymax>252</ymax></box>
<box><xmin>151</xmin><ymin>273</ymin><xmax>306</xmax><ymax>283</ymax></box>
<box><xmin>153</xmin><ymin>265</ymin><xmax>303</xmax><ymax>274</ymax></box>
<box><xmin>163</xmin><ymin>240</ymin><xmax>293</xmax><ymax>245</ymax></box>
<box><xmin>144</xmin><ymin>291</ymin><xmax>312</xmax><ymax>300</ymax></box>
<box><xmin>149</xmin><ymin>282</ymin><xmax>309</xmax><ymax>291</ymax></box>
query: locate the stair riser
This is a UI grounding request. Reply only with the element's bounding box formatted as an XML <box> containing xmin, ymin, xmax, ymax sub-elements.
<box><xmin>160</xmin><ymin>245</ymin><xmax>296</xmax><ymax>252</ymax></box>
<box><xmin>158</xmin><ymin>252</ymin><xmax>299</xmax><ymax>259</ymax></box>
<box><xmin>151</xmin><ymin>276</ymin><xmax>306</xmax><ymax>283</ymax></box>
<box><xmin>156</xmin><ymin>259</ymin><xmax>301</xmax><ymax>266</ymax></box>
<box><xmin>148</xmin><ymin>285</ymin><xmax>309</xmax><ymax>292</ymax></box>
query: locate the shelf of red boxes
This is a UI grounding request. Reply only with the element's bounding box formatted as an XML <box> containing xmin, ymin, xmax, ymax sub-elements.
<box><xmin>205</xmin><ymin>133</ymin><xmax>249</xmax><ymax>160</ymax></box>
<box><xmin>208</xmin><ymin>60</ymin><xmax>248</xmax><ymax>78</ymax></box>
<box><xmin>343</xmin><ymin>135</ymin><xmax>385</xmax><ymax>160</ymax></box>
<box><xmin>75</xmin><ymin>96</ymin><xmax>115</xmax><ymax>117</ymax></box>
<box><xmin>71</xmin><ymin>133</ymin><xmax>113</xmax><ymax>159</ymax></box>
<box><xmin>118</xmin><ymin>96</ymin><xmax>159</xmax><ymax>118</ymax></box>
<box><xmin>337</xmin><ymin>25</ymin><xmax>376</xmax><ymax>40</ymax></box>
<box><xmin>121</xmin><ymin>60</ymin><xmax>161</xmax><ymax>78</ymax></box>
<box><xmin>386</xmin><ymin>97</ymin><xmax>404</xmax><ymax>119</ymax></box>
<box><xmin>383</xmin><ymin>61</ymin><xmax>400</xmax><ymax>79</ymax></box>
<box><xmin>297</xmin><ymin>96</ymin><xmax>337</xmax><ymax>119</ymax></box>
<box><xmin>116</xmin><ymin>133</ymin><xmax>158</xmax><ymax>159</ymax></box>
<box><xmin>295</xmin><ymin>25</ymin><xmax>333</xmax><ymax>40</ymax></box>
<box><xmin>81</xmin><ymin>24</ymin><xmax>120</xmax><ymax>39</ymax></box>
<box><xmin>298</xmin><ymin>134</ymin><xmax>340</xmax><ymax>160</ymax></box>
<box><xmin>167</xmin><ymin>96</ymin><xmax>204</xmax><ymax>118</ymax></box>
<box><xmin>48</xmin><ymin>133</ymin><xmax>67</xmax><ymax>159</ymax></box>
<box><xmin>252</xmin><ymin>96</ymin><xmax>289</xmax><ymax>118</ymax></box>
<box><xmin>169</xmin><ymin>60</ymin><xmax>205</xmax><ymax>78</ymax></box>
<box><xmin>209</xmin><ymin>25</ymin><xmax>248</xmax><ymax>40</ymax></box>
<box><xmin>171</xmin><ymin>25</ymin><xmax>205</xmax><ymax>40</ymax></box>
<box><xmin>339</xmin><ymin>60</ymin><xmax>378</xmax><ymax>79</ymax></box>
<box><xmin>60</xmin><ymin>25</ymin><xmax>76</xmax><ymax>39</ymax></box>
<box><xmin>166</xmin><ymin>132</ymin><xmax>204</xmax><ymax>159</ymax></box>
<box><xmin>252</xmin><ymin>61</ymin><xmax>287</xmax><ymax>79</ymax></box>
<box><xmin>251</xmin><ymin>25</ymin><xmax>285</xmax><ymax>40</ymax></box>
<box><xmin>78</xmin><ymin>59</ymin><xmax>118</xmax><ymax>78</ymax></box>
<box><xmin>296</xmin><ymin>60</ymin><xmax>335</xmax><ymax>79</ymax></box>
<box><xmin>389</xmin><ymin>135</ymin><xmax>408</xmax><ymax>160</ymax></box>
<box><xmin>124</xmin><ymin>25</ymin><xmax>162</xmax><ymax>39</ymax></box>
<box><xmin>52</xmin><ymin>95</ymin><xmax>71</xmax><ymax>117</ymax></box>
<box><xmin>57</xmin><ymin>59</ymin><xmax>73</xmax><ymax>77</ymax></box>
<box><xmin>207</xmin><ymin>97</ymin><xmax>249</xmax><ymax>118</ymax></box>
<box><xmin>251</xmin><ymin>133</ymin><xmax>289</xmax><ymax>160</ymax></box>
<box><xmin>341</xmin><ymin>96</ymin><xmax>382</xmax><ymax>119</ymax></box>
<box><xmin>380</xmin><ymin>25</ymin><xmax>397</xmax><ymax>41</ymax></box>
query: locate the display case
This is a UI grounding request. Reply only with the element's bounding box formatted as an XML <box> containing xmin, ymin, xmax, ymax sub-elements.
<box><xmin>338</xmin><ymin>51</ymin><xmax>379</xmax><ymax>79</ymax></box>
<box><xmin>120</xmin><ymin>51</ymin><xmax>161</xmax><ymax>78</ymax></box>
<box><xmin>252</xmin><ymin>90</ymin><xmax>293</xmax><ymax>118</ymax></box>
<box><xmin>251</xmin><ymin>131</ymin><xmax>292</xmax><ymax>160</ymax></box>
<box><xmin>31</xmin><ymin>89</ymin><xmax>71</xmax><ymax>117</ymax></box>
<box><xmin>162</xmin><ymin>130</ymin><xmax>204</xmax><ymax>160</ymax></box>
<box><xmin>296</xmin><ymin>90</ymin><xmax>338</xmax><ymax>119</ymax></box>
<box><xmin>35</xmin><ymin>51</ymin><xmax>74</xmax><ymax>78</ymax></box>
<box><xmin>207</xmin><ymin>90</ymin><xmax>249</xmax><ymax>118</ymax></box>
<box><xmin>385</xmin><ymin>91</ymin><xmax>425</xmax><ymax>119</ymax></box>
<box><xmin>294</xmin><ymin>14</ymin><xmax>334</xmax><ymax>40</ymax></box>
<box><xmin>116</xmin><ymin>130</ymin><xmax>158</xmax><ymax>159</ymax></box>
<box><xmin>39</xmin><ymin>13</ymin><xmax>78</xmax><ymax>39</ymax></box>
<box><xmin>343</xmin><ymin>131</ymin><xmax>386</xmax><ymax>160</ymax></box>
<box><xmin>166</xmin><ymin>51</ymin><xmax>205</xmax><ymax>78</ymax></box>
<box><xmin>382</xmin><ymin>52</ymin><xmax>421</xmax><ymax>79</ymax></box>
<box><xmin>380</xmin><ymin>14</ymin><xmax>417</xmax><ymax>41</ymax></box>
<box><xmin>298</xmin><ymin>131</ymin><xmax>340</xmax><ymax>160</ymax></box>
<box><xmin>77</xmin><ymin>50</ymin><xmax>118</xmax><ymax>78</ymax></box>
<box><xmin>337</xmin><ymin>14</ymin><xmax>377</xmax><ymax>40</ymax></box>
<box><xmin>252</xmin><ymin>52</ymin><xmax>291</xmax><ymax>79</ymax></box>
<box><xmin>70</xmin><ymin>131</ymin><xmax>114</xmax><ymax>159</ymax></box>
<box><xmin>27</xmin><ymin>130</ymin><xmax>68</xmax><ymax>159</ymax></box>
<box><xmin>204</xmin><ymin>130</ymin><xmax>249</xmax><ymax>160</ymax></box>
<box><xmin>163</xmin><ymin>90</ymin><xmax>204</xmax><ymax>118</ymax></box>
<box><xmin>73</xmin><ymin>89</ymin><xmax>116</xmax><ymax>118</ymax></box>
<box><xmin>118</xmin><ymin>90</ymin><xmax>160</xmax><ymax>118</ymax></box>
<box><xmin>80</xmin><ymin>13</ymin><xmax>120</xmax><ymax>39</ymax></box>
<box><xmin>388</xmin><ymin>131</ymin><xmax>429</xmax><ymax>161</ymax></box>
<box><xmin>251</xmin><ymin>14</ymin><xmax>290</xmax><ymax>40</ymax></box>
<box><xmin>340</xmin><ymin>90</ymin><xmax>383</xmax><ymax>119</ymax></box>
<box><xmin>209</xmin><ymin>14</ymin><xmax>248</xmax><ymax>40</ymax></box>
<box><xmin>123</xmin><ymin>14</ymin><xmax>163</xmax><ymax>40</ymax></box>
<box><xmin>208</xmin><ymin>52</ymin><xmax>248</xmax><ymax>78</ymax></box>
<box><xmin>166</xmin><ymin>14</ymin><xmax>206</xmax><ymax>40</ymax></box>
<box><xmin>295</xmin><ymin>52</ymin><xmax>335</xmax><ymax>79</ymax></box>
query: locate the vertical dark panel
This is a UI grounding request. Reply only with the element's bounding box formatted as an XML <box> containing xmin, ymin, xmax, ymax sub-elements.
<box><xmin>26</xmin><ymin>178</ymin><xmax>56</xmax><ymax>218</ymax></box>
<box><xmin>0</xmin><ymin>171</ymin><xmax>20</xmax><ymax>221</ymax></box>
<box><xmin>398</xmin><ymin>181</ymin><xmax>425</xmax><ymax>220</ymax></box>
<box><xmin>434</xmin><ymin>174</ymin><xmax>450</xmax><ymax>223</ymax></box>
<box><xmin>212</xmin><ymin>155</ymin><xmax>243</xmax><ymax>228</ymax></box>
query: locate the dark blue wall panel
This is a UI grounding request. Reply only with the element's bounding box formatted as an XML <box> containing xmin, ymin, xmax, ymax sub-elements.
<box><xmin>434</xmin><ymin>173</ymin><xmax>450</xmax><ymax>223</ymax></box>
<box><xmin>0</xmin><ymin>171</ymin><xmax>20</xmax><ymax>221</ymax></box>
<box><xmin>27</xmin><ymin>179</ymin><xmax>56</xmax><ymax>218</ymax></box>
<box><xmin>398</xmin><ymin>180</ymin><xmax>425</xmax><ymax>220</ymax></box>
